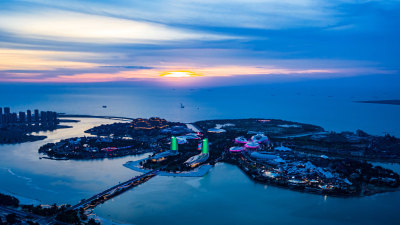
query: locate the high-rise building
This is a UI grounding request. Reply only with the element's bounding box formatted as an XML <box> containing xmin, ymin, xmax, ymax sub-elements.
<box><xmin>40</xmin><ymin>111</ymin><xmax>47</xmax><ymax>124</ymax></box>
<box><xmin>11</xmin><ymin>113</ymin><xmax>17</xmax><ymax>123</ymax></box>
<box><xmin>4</xmin><ymin>107</ymin><xmax>11</xmax><ymax>125</ymax></box>
<box><xmin>27</xmin><ymin>110</ymin><xmax>32</xmax><ymax>123</ymax></box>
<box><xmin>46</xmin><ymin>111</ymin><xmax>52</xmax><ymax>123</ymax></box>
<box><xmin>52</xmin><ymin>112</ymin><xmax>58</xmax><ymax>123</ymax></box>
<box><xmin>34</xmin><ymin>109</ymin><xmax>39</xmax><ymax>122</ymax></box>
<box><xmin>19</xmin><ymin>112</ymin><xmax>26</xmax><ymax>123</ymax></box>
<box><xmin>4</xmin><ymin>107</ymin><xmax>10</xmax><ymax>114</ymax></box>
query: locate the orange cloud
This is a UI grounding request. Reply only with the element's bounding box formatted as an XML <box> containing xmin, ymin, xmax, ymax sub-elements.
<box><xmin>0</xmin><ymin>48</ymin><xmax>99</xmax><ymax>70</ymax></box>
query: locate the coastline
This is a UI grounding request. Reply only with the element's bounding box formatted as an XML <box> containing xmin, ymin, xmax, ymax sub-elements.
<box><xmin>58</xmin><ymin>114</ymin><xmax>134</xmax><ymax>121</ymax></box>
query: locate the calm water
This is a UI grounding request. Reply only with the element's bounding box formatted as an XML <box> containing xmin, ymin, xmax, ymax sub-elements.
<box><xmin>1</xmin><ymin>77</ymin><xmax>400</xmax><ymax>224</ymax></box>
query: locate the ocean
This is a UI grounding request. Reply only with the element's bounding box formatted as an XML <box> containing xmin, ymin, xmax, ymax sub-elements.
<box><xmin>0</xmin><ymin>74</ymin><xmax>400</xmax><ymax>224</ymax></box>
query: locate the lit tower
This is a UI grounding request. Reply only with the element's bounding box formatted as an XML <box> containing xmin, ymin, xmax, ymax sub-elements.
<box><xmin>202</xmin><ymin>138</ymin><xmax>209</xmax><ymax>154</ymax></box>
<box><xmin>171</xmin><ymin>136</ymin><xmax>178</xmax><ymax>152</ymax></box>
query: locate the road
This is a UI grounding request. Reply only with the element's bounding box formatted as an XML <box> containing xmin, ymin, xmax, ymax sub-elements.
<box><xmin>67</xmin><ymin>169</ymin><xmax>160</xmax><ymax>211</ymax></box>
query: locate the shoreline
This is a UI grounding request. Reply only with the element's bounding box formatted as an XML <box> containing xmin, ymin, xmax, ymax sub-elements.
<box><xmin>58</xmin><ymin>114</ymin><xmax>134</xmax><ymax>121</ymax></box>
<box><xmin>234</xmin><ymin>161</ymin><xmax>400</xmax><ymax>198</ymax></box>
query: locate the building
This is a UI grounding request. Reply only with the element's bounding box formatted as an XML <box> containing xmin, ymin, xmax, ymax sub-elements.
<box><xmin>234</xmin><ymin>136</ymin><xmax>247</xmax><ymax>144</ymax></box>
<box><xmin>18</xmin><ymin>112</ymin><xmax>26</xmax><ymax>123</ymax></box>
<box><xmin>207</xmin><ymin>128</ymin><xmax>226</xmax><ymax>133</ymax></box>
<box><xmin>151</xmin><ymin>136</ymin><xmax>179</xmax><ymax>162</ymax></box>
<box><xmin>40</xmin><ymin>111</ymin><xmax>47</xmax><ymax>123</ymax></box>
<box><xmin>0</xmin><ymin>107</ymin><xmax>57</xmax><ymax>127</ymax></box>
<box><xmin>4</xmin><ymin>107</ymin><xmax>10</xmax><ymax>125</ymax></box>
<box><xmin>27</xmin><ymin>110</ymin><xmax>32</xmax><ymax>123</ymax></box>
<box><xmin>11</xmin><ymin>113</ymin><xmax>17</xmax><ymax>123</ymax></box>
<box><xmin>131</xmin><ymin>117</ymin><xmax>169</xmax><ymax>130</ymax></box>
<box><xmin>244</xmin><ymin>141</ymin><xmax>260</xmax><ymax>149</ymax></box>
<box><xmin>250</xmin><ymin>134</ymin><xmax>269</xmax><ymax>143</ymax></box>
<box><xmin>4</xmin><ymin>107</ymin><xmax>10</xmax><ymax>114</ymax></box>
<box><xmin>185</xmin><ymin>139</ymin><xmax>209</xmax><ymax>167</ymax></box>
<box><xmin>34</xmin><ymin>109</ymin><xmax>39</xmax><ymax>122</ymax></box>
<box><xmin>229</xmin><ymin>146</ymin><xmax>244</xmax><ymax>153</ymax></box>
<box><xmin>175</xmin><ymin>133</ymin><xmax>200</xmax><ymax>145</ymax></box>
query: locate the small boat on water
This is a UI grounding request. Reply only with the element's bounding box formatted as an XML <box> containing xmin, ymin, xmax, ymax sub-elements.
<box><xmin>102</xmin><ymin>105</ymin><xmax>107</xmax><ymax>108</ymax></box>
<box><xmin>180</xmin><ymin>103</ymin><xmax>184</xmax><ymax>108</ymax></box>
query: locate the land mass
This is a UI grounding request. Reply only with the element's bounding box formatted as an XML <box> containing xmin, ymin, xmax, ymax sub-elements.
<box><xmin>0</xmin><ymin>192</ymin><xmax>99</xmax><ymax>225</ymax></box>
<box><xmin>38</xmin><ymin>117</ymin><xmax>400</xmax><ymax>197</ymax></box>
<box><xmin>355</xmin><ymin>100</ymin><xmax>400</xmax><ymax>106</ymax></box>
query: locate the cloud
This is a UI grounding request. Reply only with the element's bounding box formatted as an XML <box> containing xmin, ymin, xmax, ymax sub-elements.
<box><xmin>2</xmin><ymin>63</ymin><xmax>394</xmax><ymax>83</ymax></box>
<box><xmin>0</xmin><ymin>48</ymin><xmax>99</xmax><ymax>70</ymax></box>
<box><xmin>0</xmin><ymin>0</ymin><xmax>399</xmax><ymax>84</ymax></box>
<box><xmin>0</xmin><ymin>9</ymin><xmax>233</xmax><ymax>44</ymax></box>
<box><xmin>15</xmin><ymin>0</ymin><xmax>339</xmax><ymax>29</ymax></box>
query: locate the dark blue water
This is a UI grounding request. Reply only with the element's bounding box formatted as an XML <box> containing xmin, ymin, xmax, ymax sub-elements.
<box><xmin>1</xmin><ymin>75</ymin><xmax>400</xmax><ymax>224</ymax></box>
<box><xmin>1</xmin><ymin>74</ymin><xmax>400</xmax><ymax>136</ymax></box>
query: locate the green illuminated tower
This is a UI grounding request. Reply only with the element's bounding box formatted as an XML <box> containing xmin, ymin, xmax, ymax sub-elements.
<box><xmin>171</xmin><ymin>136</ymin><xmax>178</xmax><ymax>151</ymax></box>
<box><xmin>202</xmin><ymin>138</ymin><xmax>209</xmax><ymax>154</ymax></box>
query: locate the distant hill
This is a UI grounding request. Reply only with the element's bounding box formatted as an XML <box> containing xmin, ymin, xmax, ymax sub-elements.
<box><xmin>355</xmin><ymin>100</ymin><xmax>400</xmax><ymax>106</ymax></box>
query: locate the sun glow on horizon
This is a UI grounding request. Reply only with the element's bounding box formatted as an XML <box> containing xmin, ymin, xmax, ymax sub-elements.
<box><xmin>160</xmin><ymin>71</ymin><xmax>202</xmax><ymax>78</ymax></box>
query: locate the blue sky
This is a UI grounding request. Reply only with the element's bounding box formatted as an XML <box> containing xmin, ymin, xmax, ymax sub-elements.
<box><xmin>0</xmin><ymin>0</ymin><xmax>399</xmax><ymax>84</ymax></box>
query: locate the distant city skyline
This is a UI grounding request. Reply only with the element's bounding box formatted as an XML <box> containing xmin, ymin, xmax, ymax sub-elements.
<box><xmin>0</xmin><ymin>0</ymin><xmax>399</xmax><ymax>84</ymax></box>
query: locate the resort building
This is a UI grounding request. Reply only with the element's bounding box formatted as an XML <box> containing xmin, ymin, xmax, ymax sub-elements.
<box><xmin>185</xmin><ymin>139</ymin><xmax>209</xmax><ymax>168</ymax></box>
<box><xmin>151</xmin><ymin>136</ymin><xmax>179</xmax><ymax>162</ymax></box>
<box><xmin>207</xmin><ymin>128</ymin><xmax>226</xmax><ymax>133</ymax></box>
<box><xmin>229</xmin><ymin>146</ymin><xmax>245</xmax><ymax>153</ymax></box>
<box><xmin>250</xmin><ymin>134</ymin><xmax>269</xmax><ymax>143</ymax></box>
<box><xmin>244</xmin><ymin>141</ymin><xmax>260</xmax><ymax>149</ymax></box>
<box><xmin>234</xmin><ymin>136</ymin><xmax>247</xmax><ymax>144</ymax></box>
<box><xmin>131</xmin><ymin>117</ymin><xmax>169</xmax><ymax>130</ymax></box>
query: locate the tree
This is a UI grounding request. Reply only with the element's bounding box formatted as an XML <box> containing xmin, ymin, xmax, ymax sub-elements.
<box><xmin>87</xmin><ymin>218</ymin><xmax>100</xmax><ymax>225</ymax></box>
<box><xmin>5</xmin><ymin>213</ymin><xmax>17</xmax><ymax>224</ymax></box>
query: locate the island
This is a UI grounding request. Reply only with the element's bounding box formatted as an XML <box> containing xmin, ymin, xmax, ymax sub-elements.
<box><xmin>38</xmin><ymin>117</ymin><xmax>400</xmax><ymax>197</ymax></box>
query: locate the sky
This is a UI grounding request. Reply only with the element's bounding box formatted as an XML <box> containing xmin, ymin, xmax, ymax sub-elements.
<box><xmin>0</xmin><ymin>0</ymin><xmax>399</xmax><ymax>85</ymax></box>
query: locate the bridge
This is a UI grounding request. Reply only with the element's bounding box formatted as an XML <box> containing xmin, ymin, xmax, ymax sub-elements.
<box><xmin>67</xmin><ymin>169</ymin><xmax>159</xmax><ymax>211</ymax></box>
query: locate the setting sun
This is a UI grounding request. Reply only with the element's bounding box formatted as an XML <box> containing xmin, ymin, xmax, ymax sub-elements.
<box><xmin>160</xmin><ymin>71</ymin><xmax>201</xmax><ymax>78</ymax></box>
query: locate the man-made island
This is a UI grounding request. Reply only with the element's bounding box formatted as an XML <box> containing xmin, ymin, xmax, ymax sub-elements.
<box><xmin>38</xmin><ymin>117</ymin><xmax>400</xmax><ymax>197</ymax></box>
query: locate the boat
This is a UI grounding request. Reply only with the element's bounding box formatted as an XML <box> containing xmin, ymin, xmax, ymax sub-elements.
<box><xmin>180</xmin><ymin>103</ymin><xmax>184</xmax><ymax>108</ymax></box>
<box><xmin>102</xmin><ymin>105</ymin><xmax>107</xmax><ymax>108</ymax></box>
